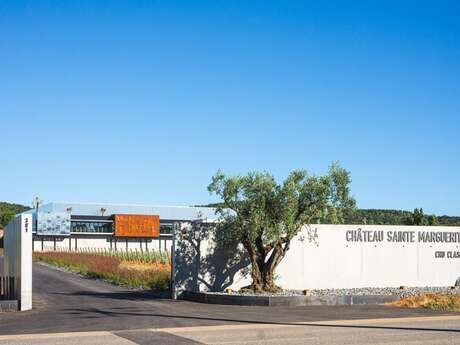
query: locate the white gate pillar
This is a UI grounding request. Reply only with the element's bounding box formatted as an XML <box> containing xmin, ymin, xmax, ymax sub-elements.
<box><xmin>4</xmin><ymin>214</ymin><xmax>33</xmax><ymax>311</ymax></box>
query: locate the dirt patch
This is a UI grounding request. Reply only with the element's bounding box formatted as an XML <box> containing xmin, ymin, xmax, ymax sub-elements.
<box><xmin>388</xmin><ymin>293</ymin><xmax>460</xmax><ymax>312</ymax></box>
<box><xmin>118</xmin><ymin>261</ymin><xmax>170</xmax><ymax>271</ymax></box>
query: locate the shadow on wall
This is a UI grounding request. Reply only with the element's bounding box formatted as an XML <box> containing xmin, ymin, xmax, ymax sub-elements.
<box><xmin>174</xmin><ymin>222</ymin><xmax>250</xmax><ymax>294</ymax></box>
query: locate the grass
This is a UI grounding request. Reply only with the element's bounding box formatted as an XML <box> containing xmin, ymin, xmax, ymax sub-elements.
<box><xmin>33</xmin><ymin>250</ymin><xmax>171</xmax><ymax>291</ymax></box>
<box><xmin>77</xmin><ymin>248</ymin><xmax>171</xmax><ymax>265</ymax></box>
<box><xmin>388</xmin><ymin>294</ymin><xmax>460</xmax><ymax>312</ymax></box>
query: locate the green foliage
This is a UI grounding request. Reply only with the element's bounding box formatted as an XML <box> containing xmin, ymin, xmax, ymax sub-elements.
<box><xmin>425</xmin><ymin>295</ymin><xmax>460</xmax><ymax>312</ymax></box>
<box><xmin>410</xmin><ymin>208</ymin><xmax>429</xmax><ymax>225</ymax></box>
<box><xmin>199</xmin><ymin>205</ymin><xmax>460</xmax><ymax>227</ymax></box>
<box><xmin>208</xmin><ymin>163</ymin><xmax>355</xmax><ymax>291</ymax></box>
<box><xmin>392</xmin><ymin>294</ymin><xmax>460</xmax><ymax>312</ymax></box>
<box><xmin>346</xmin><ymin>208</ymin><xmax>459</xmax><ymax>226</ymax></box>
<box><xmin>75</xmin><ymin>247</ymin><xmax>171</xmax><ymax>264</ymax></box>
<box><xmin>0</xmin><ymin>202</ymin><xmax>30</xmax><ymax>228</ymax></box>
<box><xmin>435</xmin><ymin>215</ymin><xmax>460</xmax><ymax>226</ymax></box>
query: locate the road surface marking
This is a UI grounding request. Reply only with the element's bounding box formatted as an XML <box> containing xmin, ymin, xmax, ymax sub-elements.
<box><xmin>156</xmin><ymin>314</ymin><xmax>460</xmax><ymax>334</ymax></box>
<box><xmin>1</xmin><ymin>314</ymin><xmax>459</xmax><ymax>341</ymax></box>
<box><xmin>0</xmin><ymin>331</ymin><xmax>113</xmax><ymax>341</ymax></box>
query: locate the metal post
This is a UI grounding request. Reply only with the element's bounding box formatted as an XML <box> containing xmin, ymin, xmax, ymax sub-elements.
<box><xmin>171</xmin><ymin>222</ymin><xmax>178</xmax><ymax>299</ymax></box>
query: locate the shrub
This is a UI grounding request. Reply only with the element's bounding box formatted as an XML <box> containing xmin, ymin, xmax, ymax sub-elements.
<box><xmin>389</xmin><ymin>294</ymin><xmax>460</xmax><ymax>312</ymax></box>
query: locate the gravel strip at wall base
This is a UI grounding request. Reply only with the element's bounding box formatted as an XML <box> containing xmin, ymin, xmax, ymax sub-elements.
<box><xmin>311</xmin><ymin>287</ymin><xmax>460</xmax><ymax>298</ymax></box>
<box><xmin>207</xmin><ymin>286</ymin><xmax>460</xmax><ymax>298</ymax></box>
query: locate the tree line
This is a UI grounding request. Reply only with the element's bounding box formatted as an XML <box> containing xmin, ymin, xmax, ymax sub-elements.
<box><xmin>345</xmin><ymin>208</ymin><xmax>460</xmax><ymax>226</ymax></box>
<box><xmin>0</xmin><ymin>202</ymin><xmax>30</xmax><ymax>228</ymax></box>
<box><xmin>196</xmin><ymin>205</ymin><xmax>460</xmax><ymax>226</ymax></box>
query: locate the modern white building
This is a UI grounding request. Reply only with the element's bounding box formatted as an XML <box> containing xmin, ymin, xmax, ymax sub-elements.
<box><xmin>24</xmin><ymin>202</ymin><xmax>218</xmax><ymax>253</ymax></box>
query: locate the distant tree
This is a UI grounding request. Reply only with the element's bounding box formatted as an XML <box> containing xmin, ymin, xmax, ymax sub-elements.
<box><xmin>402</xmin><ymin>208</ymin><xmax>438</xmax><ymax>226</ymax></box>
<box><xmin>427</xmin><ymin>215</ymin><xmax>438</xmax><ymax>226</ymax></box>
<box><xmin>412</xmin><ymin>208</ymin><xmax>427</xmax><ymax>225</ymax></box>
<box><xmin>208</xmin><ymin>163</ymin><xmax>355</xmax><ymax>292</ymax></box>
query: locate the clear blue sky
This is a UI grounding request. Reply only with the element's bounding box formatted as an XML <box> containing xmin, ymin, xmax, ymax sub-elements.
<box><xmin>1</xmin><ymin>1</ymin><xmax>459</xmax><ymax>215</ymax></box>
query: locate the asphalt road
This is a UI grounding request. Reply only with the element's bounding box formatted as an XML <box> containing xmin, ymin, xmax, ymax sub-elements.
<box><xmin>1</xmin><ymin>316</ymin><xmax>460</xmax><ymax>345</ymax></box>
<box><xmin>0</xmin><ymin>260</ymin><xmax>459</xmax><ymax>344</ymax></box>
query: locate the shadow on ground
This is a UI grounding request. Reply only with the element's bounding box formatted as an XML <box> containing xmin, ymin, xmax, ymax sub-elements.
<box><xmin>60</xmin><ymin>306</ymin><xmax>460</xmax><ymax>333</ymax></box>
<box><xmin>51</xmin><ymin>290</ymin><xmax>171</xmax><ymax>301</ymax></box>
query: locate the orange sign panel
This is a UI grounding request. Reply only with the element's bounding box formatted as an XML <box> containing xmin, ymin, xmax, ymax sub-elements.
<box><xmin>113</xmin><ymin>214</ymin><xmax>160</xmax><ymax>238</ymax></box>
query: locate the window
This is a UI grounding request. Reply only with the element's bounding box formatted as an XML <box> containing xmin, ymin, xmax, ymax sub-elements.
<box><xmin>71</xmin><ymin>221</ymin><xmax>113</xmax><ymax>234</ymax></box>
<box><xmin>160</xmin><ymin>223</ymin><xmax>174</xmax><ymax>235</ymax></box>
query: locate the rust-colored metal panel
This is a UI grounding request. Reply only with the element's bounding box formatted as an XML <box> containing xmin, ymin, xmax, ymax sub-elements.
<box><xmin>114</xmin><ymin>214</ymin><xmax>160</xmax><ymax>238</ymax></box>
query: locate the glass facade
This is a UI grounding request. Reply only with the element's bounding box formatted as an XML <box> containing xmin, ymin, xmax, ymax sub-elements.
<box><xmin>37</xmin><ymin>212</ymin><xmax>71</xmax><ymax>236</ymax></box>
<box><xmin>71</xmin><ymin>221</ymin><xmax>113</xmax><ymax>234</ymax></box>
<box><xmin>65</xmin><ymin>219</ymin><xmax>175</xmax><ymax>235</ymax></box>
<box><xmin>160</xmin><ymin>223</ymin><xmax>174</xmax><ymax>235</ymax></box>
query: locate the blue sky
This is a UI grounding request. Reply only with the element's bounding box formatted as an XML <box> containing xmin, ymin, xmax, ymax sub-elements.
<box><xmin>1</xmin><ymin>1</ymin><xmax>459</xmax><ymax>215</ymax></box>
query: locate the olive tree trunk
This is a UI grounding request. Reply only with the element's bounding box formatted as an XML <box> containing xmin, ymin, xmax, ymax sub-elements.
<box><xmin>243</xmin><ymin>239</ymin><xmax>290</xmax><ymax>292</ymax></box>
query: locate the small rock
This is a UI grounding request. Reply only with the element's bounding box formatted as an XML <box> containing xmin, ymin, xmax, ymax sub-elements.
<box><xmin>302</xmin><ymin>289</ymin><xmax>312</xmax><ymax>296</ymax></box>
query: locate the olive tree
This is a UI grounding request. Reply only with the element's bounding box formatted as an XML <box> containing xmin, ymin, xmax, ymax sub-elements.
<box><xmin>208</xmin><ymin>163</ymin><xmax>355</xmax><ymax>292</ymax></box>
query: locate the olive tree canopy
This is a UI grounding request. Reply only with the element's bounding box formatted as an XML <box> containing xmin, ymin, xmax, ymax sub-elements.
<box><xmin>208</xmin><ymin>163</ymin><xmax>355</xmax><ymax>292</ymax></box>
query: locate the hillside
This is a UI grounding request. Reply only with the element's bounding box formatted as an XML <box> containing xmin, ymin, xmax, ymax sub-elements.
<box><xmin>345</xmin><ymin>209</ymin><xmax>460</xmax><ymax>226</ymax></box>
<box><xmin>0</xmin><ymin>202</ymin><xmax>30</xmax><ymax>228</ymax></box>
<box><xmin>196</xmin><ymin>204</ymin><xmax>460</xmax><ymax>226</ymax></box>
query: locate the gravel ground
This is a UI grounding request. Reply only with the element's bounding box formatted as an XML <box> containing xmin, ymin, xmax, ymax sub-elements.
<box><xmin>312</xmin><ymin>286</ymin><xmax>460</xmax><ymax>298</ymax></box>
<box><xmin>208</xmin><ymin>286</ymin><xmax>460</xmax><ymax>298</ymax></box>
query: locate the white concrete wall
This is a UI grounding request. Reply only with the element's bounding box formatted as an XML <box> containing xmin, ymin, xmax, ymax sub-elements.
<box><xmin>173</xmin><ymin>224</ymin><xmax>460</xmax><ymax>295</ymax></box>
<box><xmin>279</xmin><ymin>225</ymin><xmax>460</xmax><ymax>289</ymax></box>
<box><xmin>4</xmin><ymin>214</ymin><xmax>32</xmax><ymax>310</ymax></box>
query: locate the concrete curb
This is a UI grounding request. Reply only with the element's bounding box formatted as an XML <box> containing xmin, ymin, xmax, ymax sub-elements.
<box><xmin>0</xmin><ymin>300</ymin><xmax>19</xmax><ymax>312</ymax></box>
<box><xmin>183</xmin><ymin>291</ymin><xmax>400</xmax><ymax>307</ymax></box>
<box><xmin>306</xmin><ymin>294</ymin><xmax>400</xmax><ymax>305</ymax></box>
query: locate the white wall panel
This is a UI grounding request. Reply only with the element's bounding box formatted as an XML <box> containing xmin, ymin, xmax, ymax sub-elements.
<box><xmin>173</xmin><ymin>224</ymin><xmax>460</xmax><ymax>296</ymax></box>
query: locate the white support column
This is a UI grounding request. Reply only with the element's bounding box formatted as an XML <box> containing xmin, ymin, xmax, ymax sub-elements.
<box><xmin>3</xmin><ymin>214</ymin><xmax>33</xmax><ymax>311</ymax></box>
